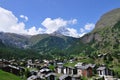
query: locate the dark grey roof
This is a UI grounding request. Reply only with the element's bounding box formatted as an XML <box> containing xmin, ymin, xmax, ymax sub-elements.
<box><xmin>77</xmin><ymin>66</ymin><xmax>87</xmax><ymax>69</ymax></box>
<box><xmin>97</xmin><ymin>67</ymin><xmax>106</xmax><ymax>70</ymax></box>
<box><xmin>27</xmin><ymin>75</ymin><xmax>37</xmax><ymax>80</ymax></box>
<box><xmin>72</xmin><ymin>75</ymin><xmax>80</xmax><ymax>78</ymax></box>
<box><xmin>57</xmin><ymin>62</ymin><xmax>63</xmax><ymax>65</ymax></box>
<box><xmin>77</xmin><ymin>64</ymin><xmax>94</xmax><ymax>70</ymax></box>
<box><xmin>87</xmin><ymin>64</ymin><xmax>96</xmax><ymax>68</ymax></box>
<box><xmin>45</xmin><ymin>72</ymin><xmax>56</xmax><ymax>77</ymax></box>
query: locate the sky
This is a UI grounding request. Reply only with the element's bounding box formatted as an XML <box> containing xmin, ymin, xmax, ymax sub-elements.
<box><xmin>0</xmin><ymin>0</ymin><xmax>120</xmax><ymax>37</ymax></box>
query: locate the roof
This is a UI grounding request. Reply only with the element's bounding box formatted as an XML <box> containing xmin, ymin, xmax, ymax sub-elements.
<box><xmin>72</xmin><ymin>75</ymin><xmax>80</xmax><ymax>78</ymax></box>
<box><xmin>97</xmin><ymin>67</ymin><xmax>106</xmax><ymax>70</ymax></box>
<box><xmin>87</xmin><ymin>64</ymin><xmax>96</xmax><ymax>68</ymax></box>
<box><xmin>66</xmin><ymin>66</ymin><xmax>75</xmax><ymax>69</ymax></box>
<box><xmin>8</xmin><ymin>65</ymin><xmax>19</xmax><ymax>70</ymax></box>
<box><xmin>57</xmin><ymin>62</ymin><xmax>63</xmax><ymax>65</ymax></box>
<box><xmin>75</xmin><ymin>62</ymin><xmax>83</xmax><ymax>67</ymax></box>
<box><xmin>40</xmin><ymin>68</ymin><xmax>50</xmax><ymax>73</ymax></box>
<box><xmin>27</xmin><ymin>75</ymin><xmax>37</xmax><ymax>80</ymax></box>
<box><xmin>59</xmin><ymin>75</ymin><xmax>71</xmax><ymax>80</ymax></box>
<box><xmin>45</xmin><ymin>72</ymin><xmax>56</xmax><ymax>77</ymax></box>
<box><xmin>77</xmin><ymin>66</ymin><xmax>86</xmax><ymax>69</ymax></box>
<box><xmin>77</xmin><ymin>64</ymin><xmax>94</xmax><ymax>70</ymax></box>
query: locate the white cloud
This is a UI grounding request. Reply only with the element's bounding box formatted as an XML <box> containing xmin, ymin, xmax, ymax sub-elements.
<box><xmin>41</xmin><ymin>18</ymin><xmax>78</xmax><ymax>36</ymax></box>
<box><xmin>79</xmin><ymin>23</ymin><xmax>95</xmax><ymax>37</ymax></box>
<box><xmin>67</xmin><ymin>28</ymin><xmax>79</xmax><ymax>38</ymax></box>
<box><xmin>0</xmin><ymin>7</ymin><xmax>95</xmax><ymax>38</ymax></box>
<box><xmin>27</xmin><ymin>27</ymin><xmax>44</xmax><ymax>35</ymax></box>
<box><xmin>0</xmin><ymin>7</ymin><xmax>43</xmax><ymax>35</ymax></box>
<box><xmin>41</xmin><ymin>18</ymin><xmax>67</xmax><ymax>34</ymax></box>
<box><xmin>80</xmin><ymin>28</ymin><xmax>85</xmax><ymax>33</ymax></box>
<box><xmin>0</xmin><ymin>7</ymin><xmax>27</xmax><ymax>34</ymax></box>
<box><xmin>41</xmin><ymin>18</ymin><xmax>82</xmax><ymax>37</ymax></box>
<box><xmin>68</xmin><ymin>19</ymin><xmax>77</xmax><ymax>24</ymax></box>
<box><xmin>84</xmin><ymin>23</ymin><xmax>95</xmax><ymax>30</ymax></box>
<box><xmin>20</xmin><ymin>15</ymin><xmax>28</xmax><ymax>21</ymax></box>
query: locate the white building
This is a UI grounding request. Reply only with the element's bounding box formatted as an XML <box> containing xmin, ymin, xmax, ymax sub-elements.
<box><xmin>97</xmin><ymin>66</ymin><xmax>113</xmax><ymax>77</ymax></box>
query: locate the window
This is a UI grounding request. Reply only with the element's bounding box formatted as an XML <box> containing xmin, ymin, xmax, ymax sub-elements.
<box><xmin>100</xmin><ymin>70</ymin><xmax>102</xmax><ymax>75</ymax></box>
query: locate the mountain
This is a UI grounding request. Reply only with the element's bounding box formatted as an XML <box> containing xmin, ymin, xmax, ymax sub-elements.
<box><xmin>80</xmin><ymin>8</ymin><xmax>120</xmax><ymax>55</ymax></box>
<box><xmin>94</xmin><ymin>8</ymin><xmax>120</xmax><ymax>30</ymax></box>
<box><xmin>0</xmin><ymin>8</ymin><xmax>120</xmax><ymax>60</ymax></box>
<box><xmin>81</xmin><ymin>8</ymin><xmax>120</xmax><ymax>43</ymax></box>
<box><xmin>0</xmin><ymin>32</ymin><xmax>29</xmax><ymax>48</ymax></box>
<box><xmin>78</xmin><ymin>8</ymin><xmax>120</xmax><ymax>76</ymax></box>
<box><xmin>0</xmin><ymin>39</ymin><xmax>5</xmax><ymax>47</ymax></box>
<box><xmin>0</xmin><ymin>32</ymin><xmax>79</xmax><ymax>59</ymax></box>
<box><xmin>29</xmin><ymin>33</ymin><xmax>78</xmax><ymax>56</ymax></box>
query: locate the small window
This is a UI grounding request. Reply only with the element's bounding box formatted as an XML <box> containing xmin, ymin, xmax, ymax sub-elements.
<box><xmin>100</xmin><ymin>70</ymin><xmax>102</xmax><ymax>75</ymax></box>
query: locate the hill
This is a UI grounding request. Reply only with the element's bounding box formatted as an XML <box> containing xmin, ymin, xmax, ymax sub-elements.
<box><xmin>0</xmin><ymin>70</ymin><xmax>21</xmax><ymax>80</ymax></box>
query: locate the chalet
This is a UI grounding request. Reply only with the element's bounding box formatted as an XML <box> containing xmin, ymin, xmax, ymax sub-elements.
<box><xmin>43</xmin><ymin>59</ymin><xmax>50</xmax><ymax>66</ymax></box>
<box><xmin>57</xmin><ymin>62</ymin><xmax>64</xmax><ymax>74</ymax></box>
<box><xmin>0</xmin><ymin>59</ymin><xmax>10</xmax><ymax>68</ymax></box>
<box><xmin>76</xmin><ymin>63</ymin><xmax>95</xmax><ymax>77</ymax></box>
<box><xmin>57</xmin><ymin>62</ymin><xmax>64</xmax><ymax>67</ymax></box>
<box><xmin>0</xmin><ymin>59</ymin><xmax>3</xmax><ymax>68</ymax></box>
<box><xmin>45</xmin><ymin>72</ymin><xmax>57</xmax><ymax>80</ymax></box>
<box><xmin>66</xmin><ymin>67</ymin><xmax>73</xmax><ymax>75</ymax></box>
<box><xmin>27</xmin><ymin>59</ymin><xmax>36</xmax><ymax>68</ymax></box>
<box><xmin>97</xmin><ymin>66</ymin><xmax>113</xmax><ymax>77</ymax></box>
<box><xmin>34</xmin><ymin>59</ymin><xmax>41</xmax><ymax>68</ymax></box>
<box><xmin>59</xmin><ymin>75</ymin><xmax>72</xmax><ymax>80</ymax></box>
<box><xmin>65</xmin><ymin>67</ymin><xmax>77</xmax><ymax>75</ymax></box>
<box><xmin>57</xmin><ymin>66</ymin><xmax>63</xmax><ymax>74</ymax></box>
<box><xmin>39</xmin><ymin>66</ymin><xmax>51</xmax><ymax>73</ymax></box>
<box><xmin>2</xmin><ymin>65</ymin><xmax>22</xmax><ymax>75</ymax></box>
<box><xmin>36</xmin><ymin>66</ymin><xmax>57</xmax><ymax>80</ymax></box>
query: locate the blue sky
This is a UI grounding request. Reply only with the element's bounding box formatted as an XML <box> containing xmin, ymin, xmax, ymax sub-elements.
<box><xmin>0</xmin><ymin>0</ymin><xmax>120</xmax><ymax>37</ymax></box>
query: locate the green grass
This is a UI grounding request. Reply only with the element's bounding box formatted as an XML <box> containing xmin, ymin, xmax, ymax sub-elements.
<box><xmin>64</xmin><ymin>57</ymin><xmax>94</xmax><ymax>67</ymax></box>
<box><xmin>64</xmin><ymin>61</ymin><xmax>78</xmax><ymax>67</ymax></box>
<box><xmin>0</xmin><ymin>70</ymin><xmax>21</xmax><ymax>80</ymax></box>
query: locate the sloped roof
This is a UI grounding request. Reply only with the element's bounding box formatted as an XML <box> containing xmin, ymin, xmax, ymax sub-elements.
<box><xmin>59</xmin><ymin>75</ymin><xmax>71</xmax><ymax>80</ymax></box>
<box><xmin>76</xmin><ymin>64</ymin><xmax>95</xmax><ymax>70</ymax></box>
<box><xmin>97</xmin><ymin>67</ymin><xmax>106</xmax><ymax>70</ymax></box>
<box><xmin>27</xmin><ymin>75</ymin><xmax>37</xmax><ymax>80</ymax></box>
<box><xmin>45</xmin><ymin>72</ymin><xmax>56</xmax><ymax>77</ymax></box>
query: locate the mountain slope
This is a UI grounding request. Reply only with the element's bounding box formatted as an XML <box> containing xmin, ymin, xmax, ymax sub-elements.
<box><xmin>94</xmin><ymin>8</ymin><xmax>120</xmax><ymax>30</ymax></box>
<box><xmin>30</xmin><ymin>34</ymin><xmax>78</xmax><ymax>55</ymax></box>
<box><xmin>0</xmin><ymin>70</ymin><xmax>21</xmax><ymax>80</ymax></box>
<box><xmin>0</xmin><ymin>32</ymin><xmax>79</xmax><ymax>59</ymax></box>
<box><xmin>81</xmin><ymin>8</ymin><xmax>120</xmax><ymax>55</ymax></box>
<box><xmin>0</xmin><ymin>32</ymin><xmax>29</xmax><ymax>48</ymax></box>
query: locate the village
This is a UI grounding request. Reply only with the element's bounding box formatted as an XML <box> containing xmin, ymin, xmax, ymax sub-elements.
<box><xmin>0</xmin><ymin>57</ymin><xmax>119</xmax><ymax>80</ymax></box>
